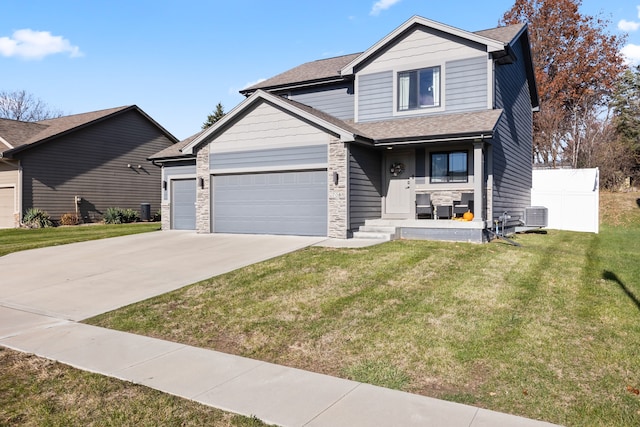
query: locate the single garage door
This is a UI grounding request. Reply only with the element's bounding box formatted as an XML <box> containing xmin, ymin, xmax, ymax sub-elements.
<box><xmin>171</xmin><ymin>178</ymin><xmax>196</xmax><ymax>230</ymax></box>
<box><xmin>0</xmin><ymin>187</ymin><xmax>15</xmax><ymax>228</ymax></box>
<box><xmin>213</xmin><ymin>170</ymin><xmax>327</xmax><ymax>236</ymax></box>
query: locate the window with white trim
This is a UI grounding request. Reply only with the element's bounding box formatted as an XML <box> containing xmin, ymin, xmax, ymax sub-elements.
<box><xmin>398</xmin><ymin>66</ymin><xmax>441</xmax><ymax>111</ymax></box>
<box><xmin>430</xmin><ymin>151</ymin><xmax>468</xmax><ymax>183</ymax></box>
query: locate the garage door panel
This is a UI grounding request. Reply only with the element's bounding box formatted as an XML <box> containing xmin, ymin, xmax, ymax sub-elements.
<box><xmin>171</xmin><ymin>179</ymin><xmax>196</xmax><ymax>230</ymax></box>
<box><xmin>213</xmin><ymin>170</ymin><xmax>327</xmax><ymax>236</ymax></box>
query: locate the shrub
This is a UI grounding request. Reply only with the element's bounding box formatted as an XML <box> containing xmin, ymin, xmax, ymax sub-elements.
<box><xmin>103</xmin><ymin>207</ymin><xmax>140</xmax><ymax>224</ymax></box>
<box><xmin>22</xmin><ymin>208</ymin><xmax>54</xmax><ymax>228</ymax></box>
<box><xmin>60</xmin><ymin>212</ymin><xmax>80</xmax><ymax>226</ymax></box>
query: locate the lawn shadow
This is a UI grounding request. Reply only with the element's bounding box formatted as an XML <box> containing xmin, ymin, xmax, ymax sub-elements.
<box><xmin>603</xmin><ymin>270</ymin><xmax>640</xmax><ymax>312</ymax></box>
<box><xmin>636</xmin><ymin>198</ymin><xmax>640</xmax><ymax>208</ymax></box>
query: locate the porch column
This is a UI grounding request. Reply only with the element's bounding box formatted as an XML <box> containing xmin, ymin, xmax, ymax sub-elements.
<box><xmin>473</xmin><ymin>141</ymin><xmax>484</xmax><ymax>221</ymax></box>
<box><xmin>328</xmin><ymin>137</ymin><xmax>348</xmax><ymax>238</ymax></box>
<box><xmin>195</xmin><ymin>144</ymin><xmax>210</xmax><ymax>233</ymax></box>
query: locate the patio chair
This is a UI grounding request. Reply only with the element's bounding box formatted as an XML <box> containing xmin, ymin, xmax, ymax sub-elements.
<box><xmin>415</xmin><ymin>193</ymin><xmax>433</xmax><ymax>219</ymax></box>
<box><xmin>454</xmin><ymin>192</ymin><xmax>474</xmax><ymax>217</ymax></box>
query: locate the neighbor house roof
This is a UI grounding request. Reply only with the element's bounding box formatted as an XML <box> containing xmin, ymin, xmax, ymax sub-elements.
<box><xmin>0</xmin><ymin>105</ymin><xmax>179</xmax><ymax>158</ymax></box>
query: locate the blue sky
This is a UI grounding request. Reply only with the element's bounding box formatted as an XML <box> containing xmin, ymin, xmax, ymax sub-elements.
<box><xmin>1</xmin><ymin>0</ymin><xmax>638</xmax><ymax>140</ymax></box>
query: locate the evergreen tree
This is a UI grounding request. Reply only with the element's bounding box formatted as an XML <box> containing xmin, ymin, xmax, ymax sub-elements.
<box><xmin>202</xmin><ymin>102</ymin><xmax>225</xmax><ymax>129</ymax></box>
<box><xmin>611</xmin><ymin>66</ymin><xmax>640</xmax><ymax>182</ymax></box>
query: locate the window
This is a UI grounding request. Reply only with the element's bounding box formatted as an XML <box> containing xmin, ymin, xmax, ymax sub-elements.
<box><xmin>430</xmin><ymin>151</ymin><xmax>468</xmax><ymax>183</ymax></box>
<box><xmin>398</xmin><ymin>66</ymin><xmax>440</xmax><ymax>111</ymax></box>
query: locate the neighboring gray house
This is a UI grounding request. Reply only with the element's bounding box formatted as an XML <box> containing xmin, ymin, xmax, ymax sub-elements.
<box><xmin>151</xmin><ymin>16</ymin><xmax>539</xmax><ymax>242</ymax></box>
<box><xmin>0</xmin><ymin>106</ymin><xmax>178</xmax><ymax>227</ymax></box>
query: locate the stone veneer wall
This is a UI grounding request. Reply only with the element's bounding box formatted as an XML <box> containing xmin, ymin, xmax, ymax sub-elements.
<box><xmin>161</xmin><ymin>203</ymin><xmax>170</xmax><ymax>230</ymax></box>
<box><xmin>328</xmin><ymin>138</ymin><xmax>348</xmax><ymax>238</ymax></box>
<box><xmin>195</xmin><ymin>144</ymin><xmax>210</xmax><ymax>233</ymax></box>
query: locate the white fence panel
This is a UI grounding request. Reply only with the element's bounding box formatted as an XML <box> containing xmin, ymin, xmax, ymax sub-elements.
<box><xmin>531</xmin><ymin>168</ymin><xmax>599</xmax><ymax>233</ymax></box>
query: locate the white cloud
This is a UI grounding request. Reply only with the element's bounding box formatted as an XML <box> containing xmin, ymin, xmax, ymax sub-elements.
<box><xmin>370</xmin><ymin>0</ymin><xmax>401</xmax><ymax>16</ymax></box>
<box><xmin>0</xmin><ymin>29</ymin><xmax>82</xmax><ymax>60</ymax></box>
<box><xmin>622</xmin><ymin>44</ymin><xmax>640</xmax><ymax>65</ymax></box>
<box><xmin>618</xmin><ymin>19</ymin><xmax>640</xmax><ymax>32</ymax></box>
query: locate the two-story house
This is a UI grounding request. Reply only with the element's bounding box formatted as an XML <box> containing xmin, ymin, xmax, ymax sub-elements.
<box><xmin>150</xmin><ymin>16</ymin><xmax>538</xmax><ymax>242</ymax></box>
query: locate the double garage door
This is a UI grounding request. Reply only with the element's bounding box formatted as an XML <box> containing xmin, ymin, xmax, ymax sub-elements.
<box><xmin>213</xmin><ymin>170</ymin><xmax>327</xmax><ymax>236</ymax></box>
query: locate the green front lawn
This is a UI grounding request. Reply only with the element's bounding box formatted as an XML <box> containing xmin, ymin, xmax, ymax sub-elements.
<box><xmin>89</xmin><ymin>192</ymin><xmax>640</xmax><ymax>426</ymax></box>
<box><xmin>0</xmin><ymin>223</ymin><xmax>160</xmax><ymax>257</ymax></box>
<box><xmin>0</xmin><ymin>347</ymin><xmax>267</xmax><ymax>426</ymax></box>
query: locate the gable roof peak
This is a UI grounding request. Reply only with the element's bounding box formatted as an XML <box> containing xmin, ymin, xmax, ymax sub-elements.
<box><xmin>341</xmin><ymin>15</ymin><xmax>508</xmax><ymax>76</ymax></box>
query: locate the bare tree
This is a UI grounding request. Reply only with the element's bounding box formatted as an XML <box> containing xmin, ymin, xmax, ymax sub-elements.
<box><xmin>0</xmin><ymin>90</ymin><xmax>64</xmax><ymax>121</ymax></box>
<box><xmin>502</xmin><ymin>0</ymin><xmax>626</xmax><ymax>167</ymax></box>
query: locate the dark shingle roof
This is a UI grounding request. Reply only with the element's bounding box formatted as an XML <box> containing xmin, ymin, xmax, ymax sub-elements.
<box><xmin>263</xmin><ymin>94</ymin><xmax>502</xmax><ymax>143</ymax></box>
<box><xmin>241</xmin><ymin>23</ymin><xmax>526</xmax><ymax>95</ymax></box>
<box><xmin>149</xmin><ymin>130</ymin><xmax>204</xmax><ymax>160</ymax></box>
<box><xmin>347</xmin><ymin>109</ymin><xmax>503</xmax><ymax>143</ymax></box>
<box><xmin>474</xmin><ymin>24</ymin><xmax>526</xmax><ymax>44</ymax></box>
<box><xmin>240</xmin><ymin>53</ymin><xmax>361</xmax><ymax>94</ymax></box>
<box><xmin>1</xmin><ymin>106</ymin><xmax>178</xmax><ymax>158</ymax></box>
<box><xmin>0</xmin><ymin>119</ymin><xmax>49</xmax><ymax>149</ymax></box>
<box><xmin>0</xmin><ymin>106</ymin><xmax>130</xmax><ymax>154</ymax></box>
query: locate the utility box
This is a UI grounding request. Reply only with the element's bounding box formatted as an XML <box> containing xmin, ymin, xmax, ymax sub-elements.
<box><xmin>524</xmin><ymin>206</ymin><xmax>548</xmax><ymax>227</ymax></box>
<box><xmin>140</xmin><ymin>203</ymin><xmax>151</xmax><ymax>221</ymax></box>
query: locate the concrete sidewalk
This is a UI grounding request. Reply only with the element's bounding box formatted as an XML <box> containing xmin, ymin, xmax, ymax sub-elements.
<box><xmin>0</xmin><ymin>232</ymin><xmax>560</xmax><ymax>426</ymax></box>
<box><xmin>1</xmin><ymin>308</ymin><xmax>559</xmax><ymax>427</ymax></box>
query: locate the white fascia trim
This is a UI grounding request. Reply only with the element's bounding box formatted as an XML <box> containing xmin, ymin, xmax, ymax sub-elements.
<box><xmin>211</xmin><ymin>163</ymin><xmax>328</xmax><ymax>176</ymax></box>
<box><xmin>182</xmin><ymin>90</ymin><xmax>354</xmax><ymax>156</ymax></box>
<box><xmin>341</xmin><ymin>15</ymin><xmax>506</xmax><ymax>76</ymax></box>
<box><xmin>0</xmin><ymin>135</ymin><xmax>14</xmax><ymax>150</ymax></box>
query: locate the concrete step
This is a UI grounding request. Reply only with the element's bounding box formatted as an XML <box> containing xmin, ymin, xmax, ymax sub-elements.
<box><xmin>352</xmin><ymin>231</ymin><xmax>394</xmax><ymax>240</ymax></box>
<box><xmin>357</xmin><ymin>225</ymin><xmax>398</xmax><ymax>234</ymax></box>
<box><xmin>353</xmin><ymin>223</ymin><xmax>397</xmax><ymax>241</ymax></box>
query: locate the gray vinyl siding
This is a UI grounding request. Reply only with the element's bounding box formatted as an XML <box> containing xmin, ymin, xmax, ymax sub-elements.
<box><xmin>287</xmin><ymin>83</ymin><xmax>354</xmax><ymax>120</ymax></box>
<box><xmin>349</xmin><ymin>144</ymin><xmax>382</xmax><ymax>230</ymax></box>
<box><xmin>357</xmin><ymin>71</ymin><xmax>393</xmax><ymax>122</ymax></box>
<box><xmin>17</xmin><ymin>109</ymin><xmax>173</xmax><ymax>222</ymax></box>
<box><xmin>492</xmin><ymin>38</ymin><xmax>534</xmax><ymax>222</ymax></box>
<box><xmin>446</xmin><ymin>56</ymin><xmax>488</xmax><ymax>112</ymax></box>
<box><xmin>163</xmin><ymin>162</ymin><xmax>196</xmax><ymax>201</ymax></box>
<box><xmin>210</xmin><ymin>145</ymin><xmax>327</xmax><ymax>171</ymax></box>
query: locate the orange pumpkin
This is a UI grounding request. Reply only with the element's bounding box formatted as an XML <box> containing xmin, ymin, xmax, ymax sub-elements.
<box><xmin>463</xmin><ymin>211</ymin><xmax>474</xmax><ymax>221</ymax></box>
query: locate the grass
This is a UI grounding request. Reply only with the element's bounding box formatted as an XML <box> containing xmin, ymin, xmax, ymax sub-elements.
<box><xmin>0</xmin><ymin>222</ymin><xmax>160</xmax><ymax>257</ymax></box>
<box><xmin>0</xmin><ymin>347</ymin><xmax>267</xmax><ymax>426</ymax></box>
<box><xmin>88</xmin><ymin>191</ymin><xmax>640</xmax><ymax>427</ymax></box>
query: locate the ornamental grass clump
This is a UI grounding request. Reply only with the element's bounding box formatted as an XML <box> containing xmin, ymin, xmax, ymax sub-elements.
<box><xmin>103</xmin><ymin>207</ymin><xmax>140</xmax><ymax>224</ymax></box>
<box><xmin>22</xmin><ymin>208</ymin><xmax>53</xmax><ymax>228</ymax></box>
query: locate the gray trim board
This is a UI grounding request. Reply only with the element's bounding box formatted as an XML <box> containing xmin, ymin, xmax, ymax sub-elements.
<box><xmin>210</xmin><ymin>145</ymin><xmax>328</xmax><ymax>171</ymax></box>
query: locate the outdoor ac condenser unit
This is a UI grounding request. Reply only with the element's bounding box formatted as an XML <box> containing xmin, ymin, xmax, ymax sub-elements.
<box><xmin>524</xmin><ymin>206</ymin><xmax>548</xmax><ymax>227</ymax></box>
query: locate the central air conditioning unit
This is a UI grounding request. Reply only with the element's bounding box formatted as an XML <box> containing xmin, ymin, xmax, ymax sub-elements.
<box><xmin>524</xmin><ymin>206</ymin><xmax>548</xmax><ymax>227</ymax></box>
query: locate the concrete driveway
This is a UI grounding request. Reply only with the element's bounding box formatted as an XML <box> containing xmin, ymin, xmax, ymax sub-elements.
<box><xmin>0</xmin><ymin>231</ymin><xmax>324</xmax><ymax>321</ymax></box>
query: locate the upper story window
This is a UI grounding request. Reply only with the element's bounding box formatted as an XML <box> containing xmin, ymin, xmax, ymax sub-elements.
<box><xmin>430</xmin><ymin>151</ymin><xmax>468</xmax><ymax>183</ymax></box>
<box><xmin>398</xmin><ymin>66</ymin><xmax>440</xmax><ymax>111</ymax></box>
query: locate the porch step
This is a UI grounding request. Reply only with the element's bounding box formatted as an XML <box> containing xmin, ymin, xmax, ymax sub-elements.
<box><xmin>353</xmin><ymin>225</ymin><xmax>398</xmax><ymax>241</ymax></box>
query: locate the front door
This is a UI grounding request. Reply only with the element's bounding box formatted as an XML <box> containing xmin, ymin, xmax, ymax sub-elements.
<box><xmin>384</xmin><ymin>150</ymin><xmax>415</xmax><ymax>218</ymax></box>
